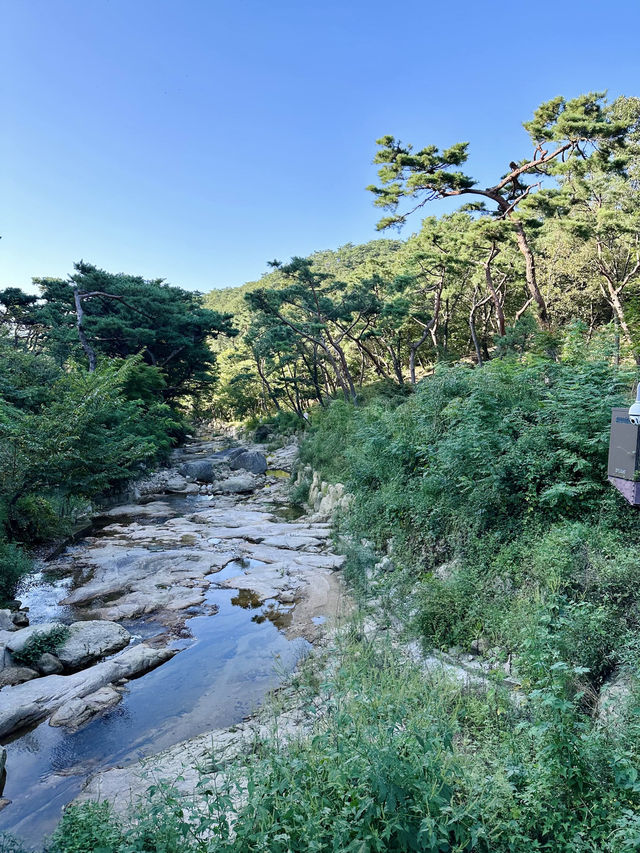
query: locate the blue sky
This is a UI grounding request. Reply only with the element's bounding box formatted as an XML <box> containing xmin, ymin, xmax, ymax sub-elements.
<box><xmin>2</xmin><ymin>0</ymin><xmax>639</xmax><ymax>294</ymax></box>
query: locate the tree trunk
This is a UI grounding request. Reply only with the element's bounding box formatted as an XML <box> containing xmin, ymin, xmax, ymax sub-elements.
<box><xmin>73</xmin><ymin>288</ymin><xmax>98</xmax><ymax>372</ymax></box>
<box><xmin>469</xmin><ymin>307</ymin><xmax>483</xmax><ymax>367</ymax></box>
<box><xmin>512</xmin><ymin>220</ymin><xmax>549</xmax><ymax>328</ymax></box>
<box><xmin>484</xmin><ymin>248</ymin><xmax>506</xmax><ymax>336</ymax></box>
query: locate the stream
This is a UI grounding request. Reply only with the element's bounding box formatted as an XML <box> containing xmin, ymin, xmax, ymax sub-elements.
<box><xmin>0</xmin><ymin>440</ymin><xmax>340</xmax><ymax>848</ymax></box>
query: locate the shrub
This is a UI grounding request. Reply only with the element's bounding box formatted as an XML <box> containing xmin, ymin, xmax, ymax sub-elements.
<box><xmin>45</xmin><ymin>802</ymin><xmax>124</xmax><ymax>853</ymax></box>
<box><xmin>12</xmin><ymin>626</ymin><xmax>69</xmax><ymax>667</ymax></box>
<box><xmin>0</xmin><ymin>542</ymin><xmax>31</xmax><ymax>604</ymax></box>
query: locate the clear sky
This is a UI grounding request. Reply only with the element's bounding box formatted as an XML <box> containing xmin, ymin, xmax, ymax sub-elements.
<box><xmin>2</xmin><ymin>0</ymin><xmax>639</xmax><ymax>294</ymax></box>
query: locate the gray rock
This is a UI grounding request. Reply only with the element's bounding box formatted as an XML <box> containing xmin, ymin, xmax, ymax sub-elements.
<box><xmin>6</xmin><ymin>622</ymin><xmax>66</xmax><ymax>656</ymax></box>
<box><xmin>179</xmin><ymin>460</ymin><xmax>216</xmax><ymax>482</ymax></box>
<box><xmin>470</xmin><ymin>637</ymin><xmax>489</xmax><ymax>655</ymax></box>
<box><xmin>598</xmin><ymin>670</ymin><xmax>636</xmax><ymax>722</ymax></box>
<box><xmin>57</xmin><ymin>621</ymin><xmax>131</xmax><ymax>670</ymax></box>
<box><xmin>230</xmin><ymin>450</ymin><xmax>267</xmax><ymax>475</ymax></box>
<box><xmin>0</xmin><ymin>643</ymin><xmax>175</xmax><ymax>737</ymax></box>
<box><xmin>0</xmin><ymin>611</ymin><xmax>16</xmax><ymax>632</ymax></box>
<box><xmin>0</xmin><ymin>666</ymin><xmax>38</xmax><ymax>689</ymax></box>
<box><xmin>36</xmin><ymin>652</ymin><xmax>64</xmax><ymax>675</ymax></box>
<box><xmin>10</xmin><ymin>611</ymin><xmax>29</xmax><ymax>628</ymax></box>
<box><xmin>216</xmin><ymin>475</ymin><xmax>258</xmax><ymax>494</ymax></box>
<box><xmin>50</xmin><ymin>685</ymin><xmax>122</xmax><ymax>729</ymax></box>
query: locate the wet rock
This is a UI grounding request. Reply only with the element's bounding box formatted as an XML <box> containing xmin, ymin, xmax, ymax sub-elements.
<box><xmin>35</xmin><ymin>653</ymin><xmax>64</xmax><ymax>675</ymax></box>
<box><xmin>0</xmin><ymin>798</ymin><xmax>11</xmax><ymax>812</ymax></box>
<box><xmin>50</xmin><ymin>685</ymin><xmax>122</xmax><ymax>729</ymax></box>
<box><xmin>0</xmin><ymin>644</ymin><xmax>175</xmax><ymax>737</ymax></box>
<box><xmin>6</xmin><ymin>622</ymin><xmax>67</xmax><ymax>657</ymax></box>
<box><xmin>230</xmin><ymin>450</ymin><xmax>268</xmax><ymax>475</ymax></box>
<box><xmin>57</xmin><ymin>621</ymin><xmax>131</xmax><ymax>670</ymax></box>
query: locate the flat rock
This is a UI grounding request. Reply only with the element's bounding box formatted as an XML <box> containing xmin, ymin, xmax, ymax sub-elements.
<box><xmin>57</xmin><ymin>621</ymin><xmax>131</xmax><ymax>669</ymax></box>
<box><xmin>215</xmin><ymin>475</ymin><xmax>258</xmax><ymax>494</ymax></box>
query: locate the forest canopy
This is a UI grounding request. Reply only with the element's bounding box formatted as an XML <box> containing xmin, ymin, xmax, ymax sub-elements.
<box><xmin>206</xmin><ymin>92</ymin><xmax>640</xmax><ymax>422</ymax></box>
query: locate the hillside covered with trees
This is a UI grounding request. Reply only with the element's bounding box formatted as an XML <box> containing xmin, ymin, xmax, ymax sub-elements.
<box><xmin>207</xmin><ymin>94</ymin><xmax>640</xmax><ymax>420</ymax></box>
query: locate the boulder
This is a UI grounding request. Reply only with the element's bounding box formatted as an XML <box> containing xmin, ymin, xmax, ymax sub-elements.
<box><xmin>0</xmin><ymin>666</ymin><xmax>38</xmax><ymax>689</ymax></box>
<box><xmin>56</xmin><ymin>621</ymin><xmax>131</xmax><ymax>670</ymax></box>
<box><xmin>179</xmin><ymin>460</ymin><xmax>216</xmax><ymax>483</ymax></box>
<box><xmin>11</xmin><ymin>611</ymin><xmax>29</xmax><ymax>628</ymax></box>
<box><xmin>470</xmin><ymin>637</ymin><xmax>489</xmax><ymax>655</ymax></box>
<box><xmin>35</xmin><ymin>652</ymin><xmax>64</xmax><ymax>675</ymax></box>
<box><xmin>0</xmin><ymin>611</ymin><xmax>16</xmax><ymax>632</ymax></box>
<box><xmin>216</xmin><ymin>475</ymin><xmax>258</xmax><ymax>494</ymax></box>
<box><xmin>50</xmin><ymin>685</ymin><xmax>122</xmax><ymax>729</ymax></box>
<box><xmin>230</xmin><ymin>450</ymin><xmax>267</xmax><ymax>475</ymax></box>
<box><xmin>6</xmin><ymin>622</ymin><xmax>66</xmax><ymax>656</ymax></box>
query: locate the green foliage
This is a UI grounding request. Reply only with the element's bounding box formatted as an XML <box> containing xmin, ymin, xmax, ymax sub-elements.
<box><xmin>251</xmin><ymin>410</ymin><xmax>305</xmax><ymax>442</ymax></box>
<box><xmin>0</xmin><ymin>542</ymin><xmax>31</xmax><ymax>604</ymax></box>
<box><xmin>12</xmin><ymin>626</ymin><xmax>69</xmax><ymax>667</ymax></box>
<box><xmin>11</xmin><ymin>495</ymin><xmax>67</xmax><ymax>542</ymax></box>
<box><xmin>45</xmin><ymin>802</ymin><xmax>124</xmax><ymax>853</ymax></box>
<box><xmin>35</xmin><ymin>262</ymin><xmax>236</xmax><ymax>404</ymax></box>
<box><xmin>300</xmin><ymin>357</ymin><xmax>640</xmax><ymax>693</ymax></box>
<box><xmin>0</xmin><ymin>834</ymin><xmax>27</xmax><ymax>853</ymax></box>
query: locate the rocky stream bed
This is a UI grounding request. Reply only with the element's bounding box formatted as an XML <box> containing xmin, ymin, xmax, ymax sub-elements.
<box><xmin>0</xmin><ymin>436</ymin><xmax>345</xmax><ymax>847</ymax></box>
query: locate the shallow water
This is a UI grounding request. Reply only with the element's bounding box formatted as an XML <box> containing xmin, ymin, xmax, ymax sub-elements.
<box><xmin>0</xmin><ymin>495</ymin><xmax>309</xmax><ymax>847</ymax></box>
